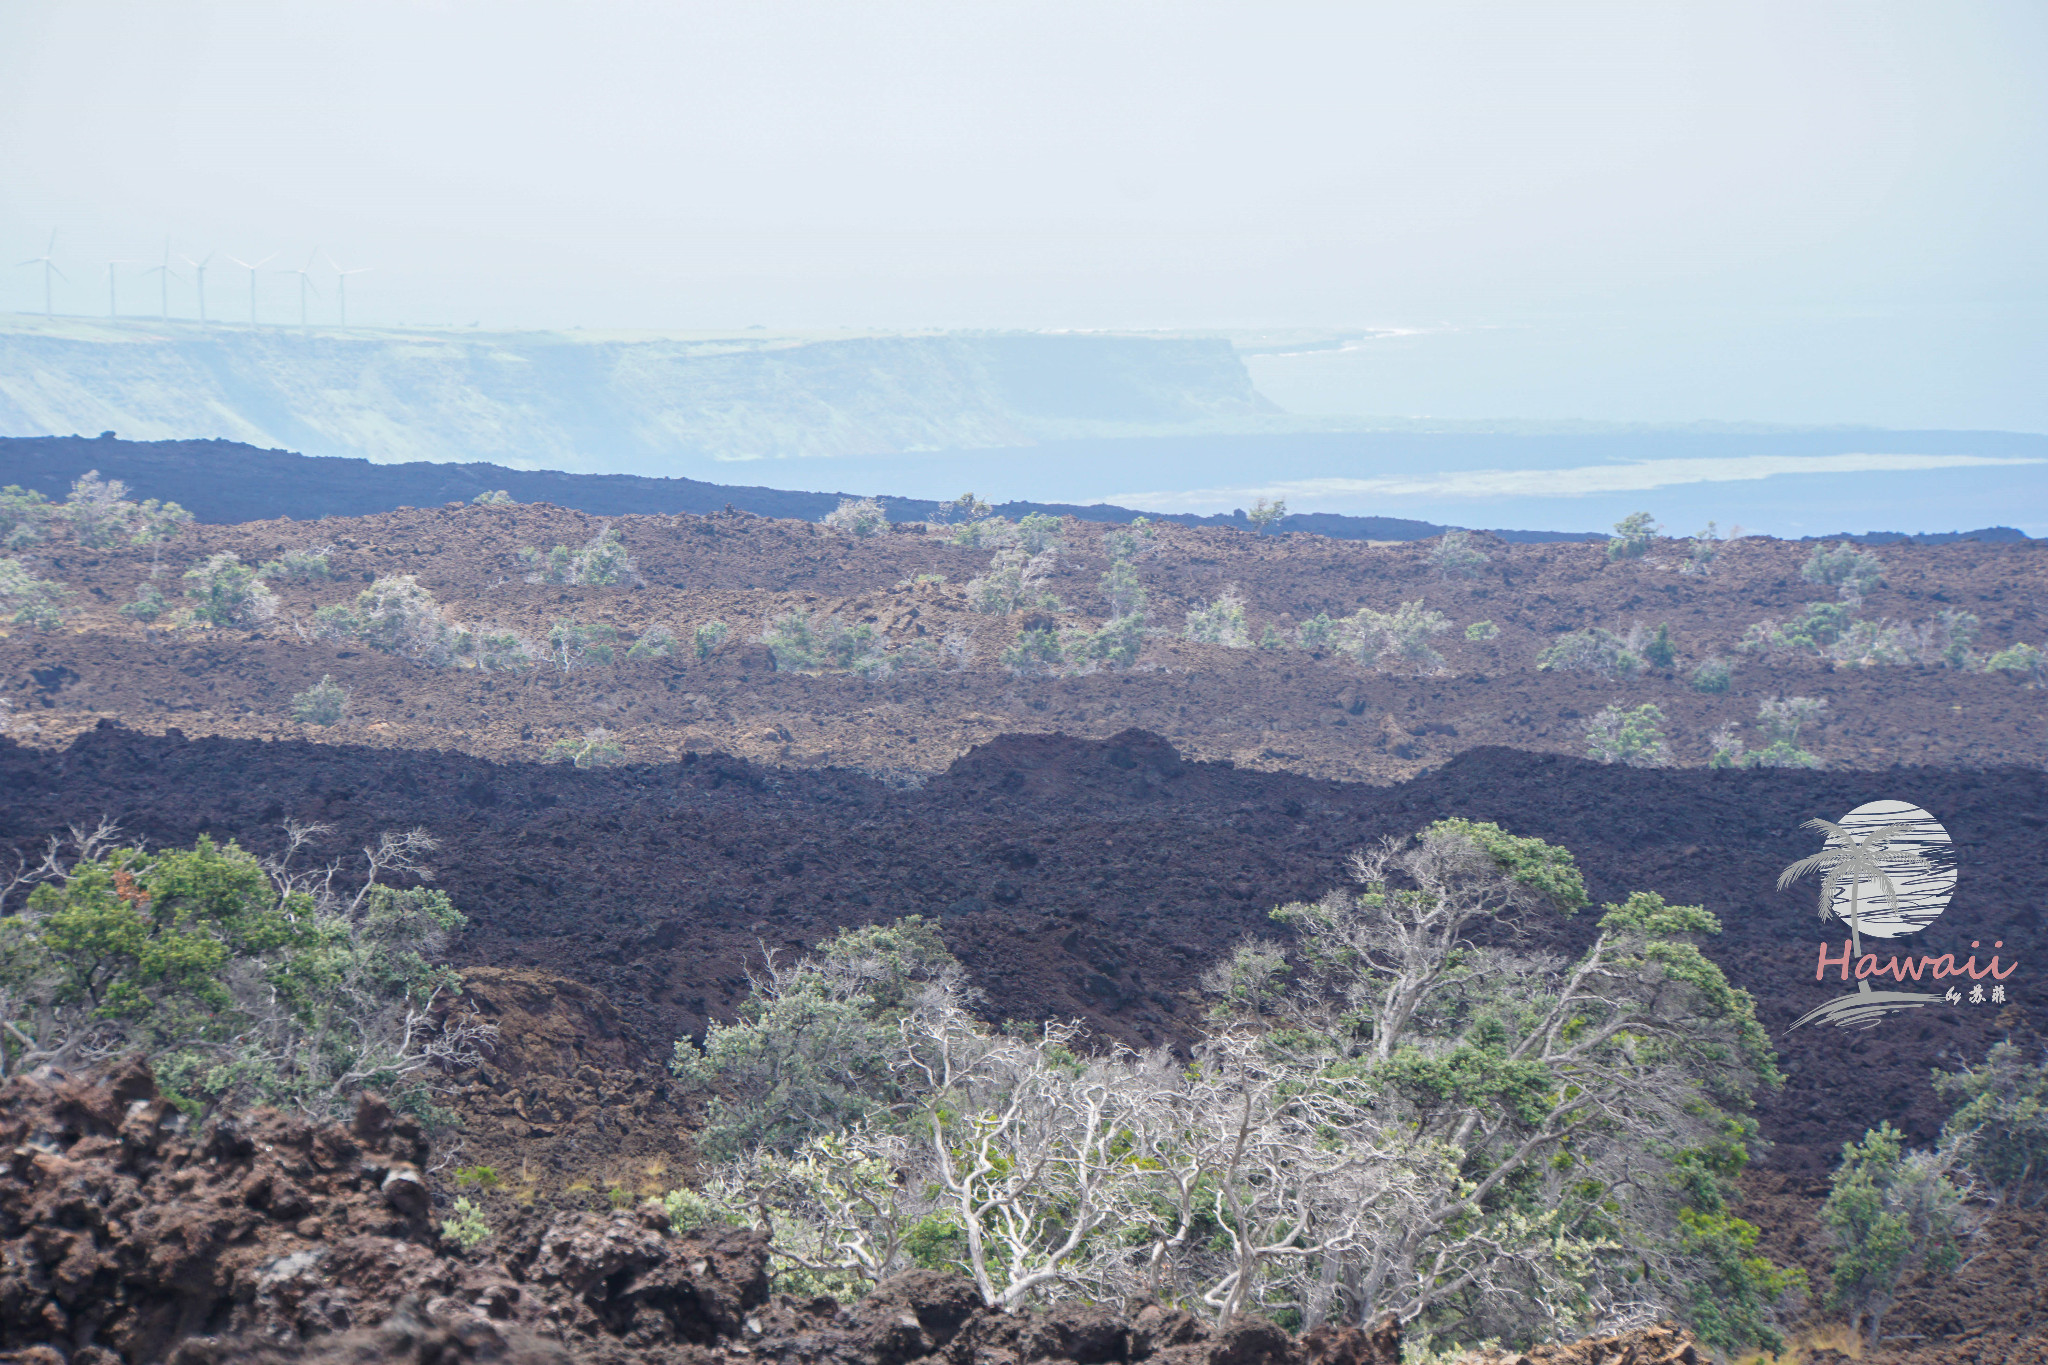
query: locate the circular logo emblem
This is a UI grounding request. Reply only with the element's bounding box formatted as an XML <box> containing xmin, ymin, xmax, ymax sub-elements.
<box><xmin>1822</xmin><ymin>799</ymin><xmax>1955</xmax><ymax>939</ymax></box>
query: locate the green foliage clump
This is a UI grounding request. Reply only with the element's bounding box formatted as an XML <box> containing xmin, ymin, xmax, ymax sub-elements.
<box><xmin>546</xmin><ymin>726</ymin><xmax>626</xmax><ymax>768</ymax></box>
<box><xmin>1537</xmin><ymin>627</ymin><xmax>1641</xmax><ymax>678</ymax></box>
<box><xmin>454</xmin><ymin>1165</ymin><xmax>501</xmax><ymax>1188</ymax></box>
<box><xmin>120</xmin><ymin>583</ymin><xmax>170</xmax><ymax>623</ymax></box>
<box><xmin>1585</xmin><ymin>702</ymin><xmax>1670</xmax><ymax>767</ymax></box>
<box><xmin>672</xmin><ymin>916</ymin><xmax>962</xmax><ymax>1159</ymax></box>
<box><xmin>1183</xmin><ymin>588</ymin><xmax>1250</xmax><ymax>648</ymax></box>
<box><xmin>0</xmin><ymin>486</ymin><xmax>52</xmax><ymax>550</ymax></box>
<box><xmin>1099</xmin><ymin>559</ymin><xmax>1146</xmax><ymax>617</ymax></box>
<box><xmin>1464</xmin><ymin>620</ymin><xmax>1498</xmax><ymax>642</ymax></box>
<box><xmin>1820</xmin><ymin>1123</ymin><xmax>1969</xmax><ymax>1352</ymax></box>
<box><xmin>1100</xmin><ymin>517</ymin><xmax>1157</xmax><ymax>564</ymax></box>
<box><xmin>520</xmin><ymin>525</ymin><xmax>633</xmax><ymax>586</ymax></box>
<box><xmin>1295</xmin><ymin>612</ymin><xmax>1335</xmax><ymax>652</ymax></box>
<box><xmin>257</xmin><ymin>547</ymin><xmax>334</xmax><ymax>583</ymax></box>
<box><xmin>823</xmin><ymin>497</ymin><xmax>888</xmax><ymax>538</ymax></box>
<box><xmin>184</xmin><ymin>553</ymin><xmax>278</xmax><ymax>627</ymax></box>
<box><xmin>472</xmin><ymin>489</ymin><xmax>514</xmax><ymax>505</ymax></box>
<box><xmin>0</xmin><ymin>828</ymin><xmax>485</xmax><ymax>1125</ymax></box>
<box><xmin>314</xmin><ymin>575</ymin><xmax>522</xmax><ymax>669</ymax></box>
<box><xmin>1340</xmin><ymin>600</ymin><xmax>1453</xmax><ymax>672</ymax></box>
<box><xmin>1641</xmin><ymin>622</ymin><xmax>1676</xmax><ymax>669</ymax></box>
<box><xmin>1935</xmin><ymin>1041</ymin><xmax>2048</xmax><ymax>1204</ymax></box>
<box><xmin>1801</xmin><ymin>541</ymin><xmax>1884</xmax><ymax>601</ymax></box>
<box><xmin>0</xmin><ymin>474</ymin><xmax>191</xmax><ymax>559</ymax></box>
<box><xmin>546</xmin><ymin>618</ymin><xmax>618</xmax><ymax>671</ymax></box>
<box><xmin>764</xmin><ymin>611</ymin><xmax>891</xmax><ymax>677</ymax></box>
<box><xmin>1680</xmin><ymin>522</ymin><xmax>1724</xmax><ymax>576</ymax></box>
<box><xmin>1738</xmin><ymin>601</ymin><xmax>1852</xmax><ymax>658</ymax></box>
<box><xmin>968</xmin><ymin>548</ymin><xmax>1061</xmax><ymax>615</ymax></box>
<box><xmin>291</xmin><ymin>675</ymin><xmax>348</xmax><ymax>726</ymax></box>
<box><xmin>1015</xmin><ymin>512</ymin><xmax>1064</xmax><ymax>554</ymax></box>
<box><xmin>626</xmin><ymin>626</ymin><xmax>676</xmax><ymax>661</ymax></box>
<box><xmin>1986</xmin><ymin>641</ymin><xmax>2047</xmax><ymax>686</ymax></box>
<box><xmin>693</xmin><ymin>619</ymin><xmax>730</xmax><ymax>660</ymax></box>
<box><xmin>1245</xmin><ymin>497</ymin><xmax>1287</xmax><ymax>534</ymax></box>
<box><xmin>0</xmin><ymin>557</ymin><xmax>72</xmax><ymax>631</ymax></box>
<box><xmin>1431</xmin><ymin>529</ymin><xmax>1490</xmax><ymax>578</ymax></box>
<box><xmin>1000</xmin><ymin>626</ymin><xmax>1065</xmax><ymax>675</ymax></box>
<box><xmin>1072</xmin><ymin>613</ymin><xmax>1146</xmax><ymax>670</ymax></box>
<box><xmin>1690</xmin><ymin>656</ymin><xmax>1732</xmax><ymax>692</ymax></box>
<box><xmin>1605</xmin><ymin>511</ymin><xmax>1660</xmax><ymax>560</ymax></box>
<box><xmin>441</xmin><ymin>1196</ymin><xmax>493</xmax><ymax>1251</ymax></box>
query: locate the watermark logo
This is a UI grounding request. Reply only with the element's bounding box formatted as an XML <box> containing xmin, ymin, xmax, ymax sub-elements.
<box><xmin>1785</xmin><ymin>800</ymin><xmax>2015</xmax><ymax>1031</ymax></box>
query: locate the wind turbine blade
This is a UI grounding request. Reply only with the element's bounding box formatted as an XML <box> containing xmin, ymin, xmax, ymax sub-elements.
<box><xmin>50</xmin><ymin>264</ymin><xmax>68</xmax><ymax>282</ymax></box>
<box><xmin>324</xmin><ymin>252</ymin><xmax>342</xmax><ymax>272</ymax></box>
<box><xmin>254</xmin><ymin>252</ymin><xmax>278</xmax><ymax>268</ymax></box>
<box><xmin>13</xmin><ymin>258</ymin><xmax>41</xmax><ymax>267</ymax></box>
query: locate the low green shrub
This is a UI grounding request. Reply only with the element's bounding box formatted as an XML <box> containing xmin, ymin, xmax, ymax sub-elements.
<box><xmin>184</xmin><ymin>553</ymin><xmax>277</xmax><ymax>627</ymax></box>
<box><xmin>1606</xmin><ymin>511</ymin><xmax>1660</xmax><ymax>560</ymax></box>
<box><xmin>119</xmin><ymin>583</ymin><xmax>170</xmax><ymax>622</ymax></box>
<box><xmin>291</xmin><ymin>675</ymin><xmax>348</xmax><ymax>726</ymax></box>
<box><xmin>1691</xmin><ymin>657</ymin><xmax>1732</xmax><ymax>692</ymax></box>
<box><xmin>822</xmin><ymin>497</ymin><xmax>888</xmax><ymax>537</ymax></box>
<box><xmin>441</xmin><ymin>1197</ymin><xmax>493</xmax><ymax>1251</ymax></box>
<box><xmin>1585</xmin><ymin>703</ymin><xmax>1671</xmax><ymax>767</ymax></box>
<box><xmin>257</xmin><ymin>547</ymin><xmax>334</xmax><ymax>583</ymax></box>
<box><xmin>520</xmin><ymin>525</ymin><xmax>634</xmax><ymax>585</ymax></box>
<box><xmin>1802</xmin><ymin>541</ymin><xmax>1884</xmax><ymax>601</ymax></box>
<box><xmin>0</xmin><ymin>558</ymin><xmax>72</xmax><ymax>631</ymax></box>
<box><xmin>693</xmin><ymin>620</ymin><xmax>731</xmax><ymax>660</ymax></box>
<box><xmin>546</xmin><ymin>726</ymin><xmax>626</xmax><ymax>768</ymax></box>
<box><xmin>1183</xmin><ymin>588</ymin><xmax>1250</xmax><ymax>648</ymax></box>
<box><xmin>1463</xmin><ymin>620</ymin><xmax>1498</xmax><ymax>642</ymax></box>
<box><xmin>1537</xmin><ymin>626</ymin><xmax>1641</xmax><ymax>677</ymax></box>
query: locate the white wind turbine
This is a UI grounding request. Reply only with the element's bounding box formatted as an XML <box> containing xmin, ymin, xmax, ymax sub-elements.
<box><xmin>15</xmin><ymin>231</ymin><xmax>65</xmax><ymax>316</ymax></box>
<box><xmin>182</xmin><ymin>251</ymin><xmax>215</xmax><ymax>322</ymax></box>
<box><xmin>281</xmin><ymin>250</ymin><xmax>322</xmax><ymax>327</ymax></box>
<box><xmin>224</xmin><ymin>253</ymin><xmax>277</xmax><ymax>323</ymax></box>
<box><xmin>140</xmin><ymin>239</ymin><xmax>184</xmax><ymax>319</ymax></box>
<box><xmin>324</xmin><ymin>253</ymin><xmax>372</xmax><ymax>326</ymax></box>
<box><xmin>104</xmin><ymin>259</ymin><xmax>140</xmax><ymax>317</ymax></box>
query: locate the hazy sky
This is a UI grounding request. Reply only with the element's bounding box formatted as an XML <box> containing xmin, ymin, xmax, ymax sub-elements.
<box><xmin>5</xmin><ymin>2</ymin><xmax>2044</xmax><ymax>428</ymax></box>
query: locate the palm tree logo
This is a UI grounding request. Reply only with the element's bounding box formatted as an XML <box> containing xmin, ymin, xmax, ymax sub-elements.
<box><xmin>1778</xmin><ymin>818</ymin><xmax>1933</xmax><ymax>961</ymax></box>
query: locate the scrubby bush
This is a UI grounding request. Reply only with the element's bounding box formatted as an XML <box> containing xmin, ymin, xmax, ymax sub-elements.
<box><xmin>1691</xmin><ymin>656</ymin><xmax>1732</xmax><ymax>692</ymax></box>
<box><xmin>1717</xmin><ymin>696</ymin><xmax>1828</xmax><ymax>769</ymax></box>
<box><xmin>1296</xmin><ymin>612</ymin><xmax>1335</xmax><ymax>652</ymax></box>
<box><xmin>1464</xmin><ymin>619</ymin><xmax>1499</xmax><ymax>642</ymax></box>
<box><xmin>291</xmin><ymin>675</ymin><xmax>348</xmax><ymax>726</ymax></box>
<box><xmin>521</xmin><ymin>524</ymin><xmax>634</xmax><ymax>586</ymax></box>
<box><xmin>1257</xmin><ymin>623</ymin><xmax>1287</xmax><ymax>650</ymax></box>
<box><xmin>1606</xmin><ymin>511</ymin><xmax>1660</xmax><ymax>561</ymax></box>
<box><xmin>1015</xmin><ymin>512</ymin><xmax>1063</xmax><ymax>554</ymax></box>
<box><xmin>1000</xmin><ymin>626</ymin><xmax>1066</xmax><ymax>675</ymax></box>
<box><xmin>1072</xmin><ymin>613</ymin><xmax>1146</xmax><ymax>669</ymax></box>
<box><xmin>1246</xmin><ymin>496</ymin><xmax>1287</xmax><ymax>534</ymax></box>
<box><xmin>0</xmin><ymin>474</ymin><xmax>191</xmax><ymax>561</ymax></box>
<box><xmin>119</xmin><ymin>583</ymin><xmax>169</xmax><ymax>623</ymax></box>
<box><xmin>1738</xmin><ymin>601</ymin><xmax>1852</xmax><ymax>659</ymax></box>
<box><xmin>546</xmin><ymin>726</ymin><xmax>626</xmax><ymax>768</ymax></box>
<box><xmin>1585</xmin><ymin>702</ymin><xmax>1671</xmax><ymax>767</ymax></box>
<box><xmin>546</xmin><ymin>618</ymin><xmax>619</xmax><ymax>671</ymax></box>
<box><xmin>823</xmin><ymin>497</ymin><xmax>888</xmax><ymax>538</ymax></box>
<box><xmin>0</xmin><ymin>824</ymin><xmax>491</xmax><ymax>1125</ymax></box>
<box><xmin>1099</xmin><ymin>558</ymin><xmax>1146</xmax><ymax>617</ymax></box>
<box><xmin>0</xmin><ymin>487</ymin><xmax>52</xmax><ymax>550</ymax></box>
<box><xmin>1936</xmin><ymin>1042</ymin><xmax>2048</xmax><ymax>1205</ymax></box>
<box><xmin>1431</xmin><ymin>529</ymin><xmax>1490</xmax><ymax>579</ymax></box>
<box><xmin>1802</xmin><ymin>541</ymin><xmax>1884</xmax><ymax>602</ymax></box>
<box><xmin>682</xmin><ymin>825</ymin><xmax>1794</xmax><ymax>1351</ymax></box>
<box><xmin>441</xmin><ymin>1196</ymin><xmax>493</xmax><ymax>1251</ymax></box>
<box><xmin>1642</xmin><ymin>622</ymin><xmax>1677</xmax><ymax>670</ymax></box>
<box><xmin>693</xmin><ymin>619</ymin><xmax>731</xmax><ymax>660</ymax></box>
<box><xmin>1986</xmin><ymin>641</ymin><xmax>2047</xmax><ymax>686</ymax></box>
<box><xmin>257</xmin><ymin>546</ymin><xmax>334</xmax><ymax>583</ymax></box>
<box><xmin>315</xmin><ymin>575</ymin><xmax>469</xmax><ymax>666</ymax></box>
<box><xmin>472</xmin><ymin>631</ymin><xmax>536</xmax><ymax>671</ymax></box>
<box><xmin>183</xmin><ymin>553</ymin><xmax>278</xmax><ymax>627</ymax></box>
<box><xmin>1183</xmin><ymin>587</ymin><xmax>1250</xmax><ymax>648</ymax></box>
<box><xmin>1821</xmin><ymin>1123</ymin><xmax>1970</xmax><ymax>1352</ymax></box>
<box><xmin>472</xmin><ymin>489</ymin><xmax>513</xmax><ymax>505</ymax></box>
<box><xmin>1339</xmin><ymin>599</ymin><xmax>1453</xmax><ymax>672</ymax></box>
<box><xmin>0</xmin><ymin>558</ymin><xmax>71</xmax><ymax>631</ymax></box>
<box><xmin>1680</xmin><ymin>522</ymin><xmax>1723</xmax><ymax>577</ymax></box>
<box><xmin>763</xmin><ymin>612</ymin><xmax>889</xmax><ymax>676</ymax></box>
<box><xmin>930</xmin><ymin>491</ymin><xmax>991</xmax><ymax>524</ymax></box>
<box><xmin>1706</xmin><ymin>721</ymin><xmax>1748</xmax><ymax>769</ymax></box>
<box><xmin>947</xmin><ymin>516</ymin><xmax>1015</xmax><ymax>550</ymax></box>
<box><xmin>1101</xmin><ymin>517</ymin><xmax>1157</xmax><ymax>563</ymax></box>
<box><xmin>1538</xmin><ymin>626</ymin><xmax>1642</xmax><ymax>678</ymax></box>
<box><xmin>626</xmin><ymin>626</ymin><xmax>676</xmax><ymax>661</ymax></box>
<box><xmin>967</xmin><ymin>548</ymin><xmax>1061</xmax><ymax>615</ymax></box>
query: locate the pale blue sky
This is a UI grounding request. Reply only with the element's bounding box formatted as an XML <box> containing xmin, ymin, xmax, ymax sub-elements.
<box><xmin>3</xmin><ymin>1</ymin><xmax>2044</xmax><ymax>430</ymax></box>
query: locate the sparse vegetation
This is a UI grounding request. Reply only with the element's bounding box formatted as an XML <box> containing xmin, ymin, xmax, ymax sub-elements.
<box><xmin>1537</xmin><ymin>626</ymin><xmax>1642</xmax><ymax>678</ymax></box>
<box><xmin>1606</xmin><ymin>511</ymin><xmax>1660</xmax><ymax>561</ymax></box>
<box><xmin>1986</xmin><ymin>641</ymin><xmax>2047</xmax><ymax>685</ymax></box>
<box><xmin>291</xmin><ymin>675</ymin><xmax>348</xmax><ymax>726</ymax></box>
<box><xmin>545</xmin><ymin>726</ymin><xmax>626</xmax><ymax>768</ymax></box>
<box><xmin>1802</xmin><ymin>541</ymin><xmax>1884</xmax><ymax>603</ymax></box>
<box><xmin>0</xmin><ymin>558</ymin><xmax>72</xmax><ymax>631</ymax></box>
<box><xmin>440</xmin><ymin>1196</ymin><xmax>493</xmax><ymax>1251</ymax></box>
<box><xmin>1015</xmin><ymin>512</ymin><xmax>1063</xmax><ymax>554</ymax></box>
<box><xmin>257</xmin><ymin>546</ymin><xmax>334</xmax><ymax>583</ymax></box>
<box><xmin>1099</xmin><ymin>558</ymin><xmax>1146</xmax><ymax>617</ymax></box>
<box><xmin>1464</xmin><ymin>619</ymin><xmax>1498</xmax><ymax>642</ymax></box>
<box><xmin>822</xmin><ymin>497</ymin><xmax>888</xmax><ymax>537</ymax></box>
<box><xmin>929</xmin><ymin>491</ymin><xmax>991</xmax><ymax>525</ymax></box>
<box><xmin>1340</xmin><ymin>599</ymin><xmax>1453</xmax><ymax>672</ymax></box>
<box><xmin>471</xmin><ymin>489</ymin><xmax>514</xmax><ymax>505</ymax></box>
<box><xmin>520</xmin><ymin>524</ymin><xmax>634</xmax><ymax>586</ymax></box>
<box><xmin>693</xmin><ymin>619</ymin><xmax>731</xmax><ymax>660</ymax></box>
<box><xmin>999</xmin><ymin>626</ymin><xmax>1065</xmax><ymax>675</ymax></box>
<box><xmin>1936</xmin><ymin>1041</ymin><xmax>2048</xmax><ymax>1205</ymax></box>
<box><xmin>1585</xmin><ymin>702</ymin><xmax>1671</xmax><ymax>767</ymax></box>
<box><xmin>1820</xmin><ymin>1123</ymin><xmax>1970</xmax><ymax>1352</ymax></box>
<box><xmin>1642</xmin><ymin>622</ymin><xmax>1676</xmax><ymax>670</ymax></box>
<box><xmin>0</xmin><ymin>823</ymin><xmax>491</xmax><ymax>1125</ymax></box>
<box><xmin>1691</xmin><ymin>656</ymin><xmax>1732</xmax><ymax>692</ymax></box>
<box><xmin>1101</xmin><ymin>517</ymin><xmax>1158</xmax><ymax>563</ymax></box>
<box><xmin>967</xmin><ymin>548</ymin><xmax>1061</xmax><ymax>615</ymax></box>
<box><xmin>1245</xmin><ymin>496</ymin><xmax>1287</xmax><ymax>534</ymax></box>
<box><xmin>763</xmin><ymin>611</ymin><xmax>890</xmax><ymax>676</ymax></box>
<box><xmin>1680</xmin><ymin>522</ymin><xmax>1723</xmax><ymax>576</ymax></box>
<box><xmin>626</xmin><ymin>625</ymin><xmax>676</xmax><ymax>661</ymax></box>
<box><xmin>1295</xmin><ymin>612</ymin><xmax>1335</xmax><ymax>652</ymax></box>
<box><xmin>545</xmin><ymin>618</ymin><xmax>619</xmax><ymax>671</ymax></box>
<box><xmin>119</xmin><ymin>583</ymin><xmax>169</xmax><ymax>623</ymax></box>
<box><xmin>0</xmin><ymin>487</ymin><xmax>52</xmax><ymax>550</ymax></box>
<box><xmin>315</xmin><ymin>575</ymin><xmax>474</xmax><ymax>667</ymax></box>
<box><xmin>1431</xmin><ymin>529</ymin><xmax>1490</xmax><ymax>579</ymax></box>
<box><xmin>1183</xmin><ymin>587</ymin><xmax>1250</xmax><ymax>648</ymax></box>
<box><xmin>0</xmin><ymin>473</ymin><xmax>190</xmax><ymax>560</ymax></box>
<box><xmin>183</xmin><ymin>553</ymin><xmax>278</xmax><ymax>628</ymax></box>
<box><xmin>1715</xmin><ymin>696</ymin><xmax>1827</xmax><ymax>769</ymax></box>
